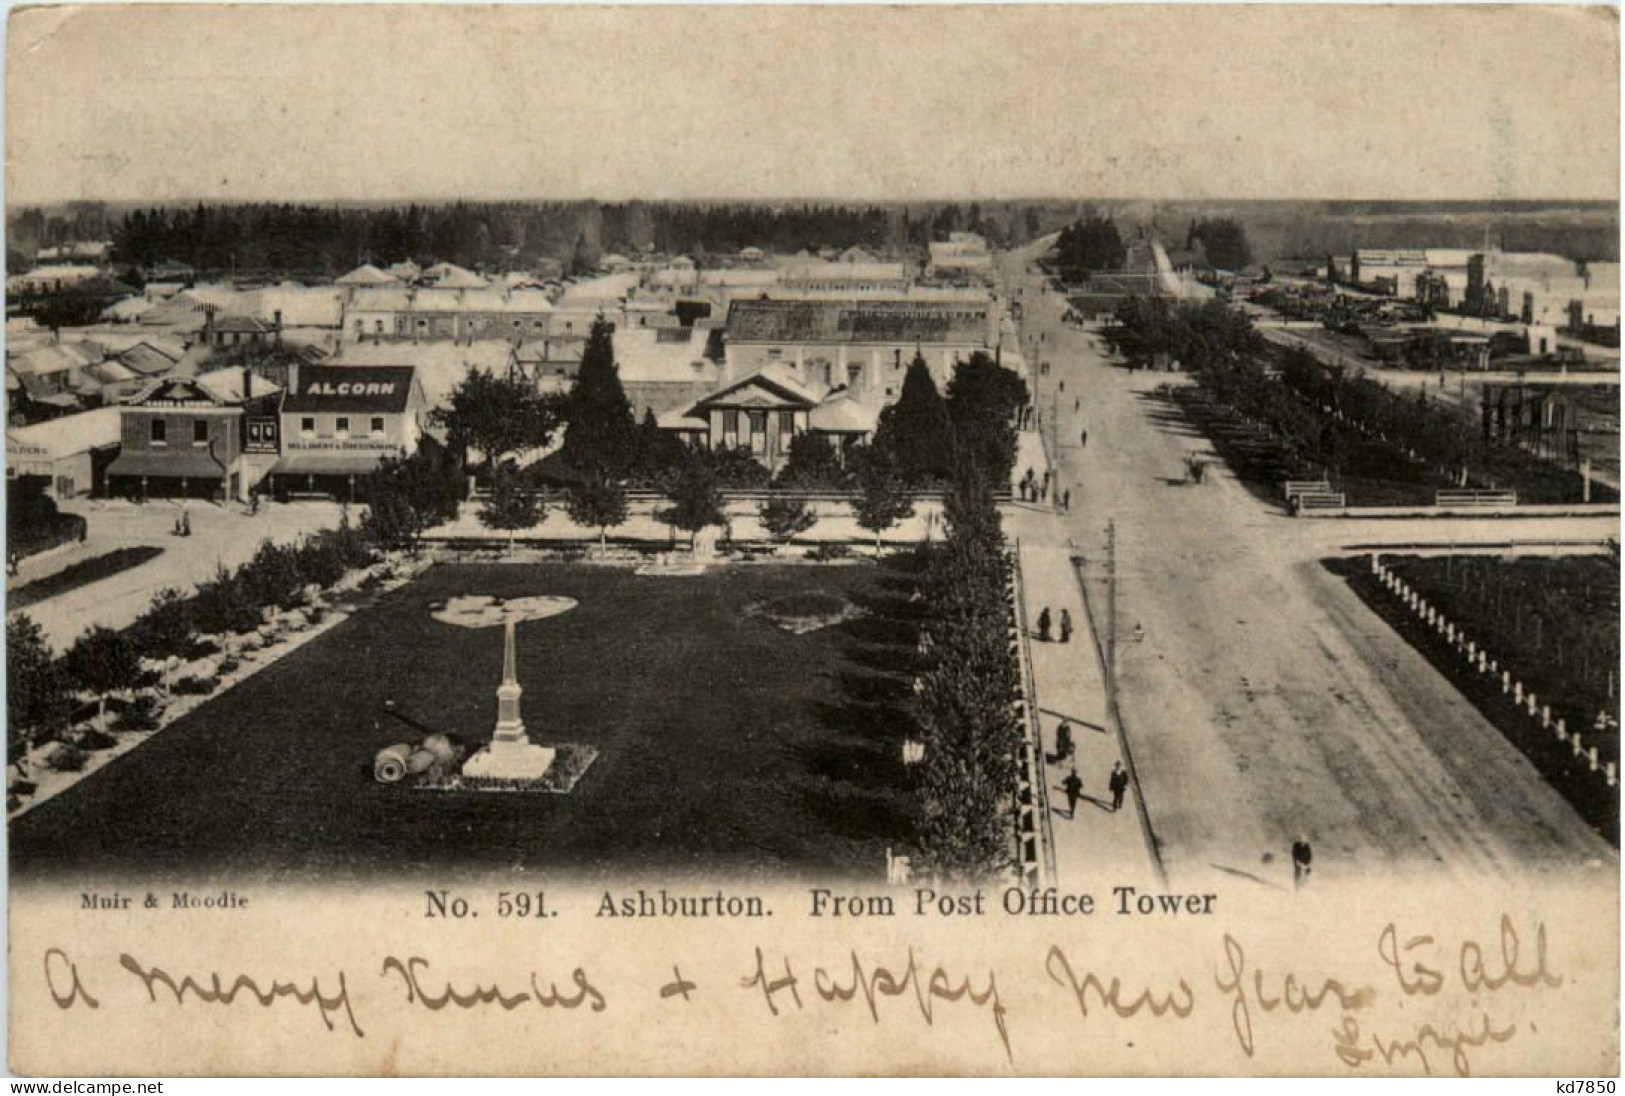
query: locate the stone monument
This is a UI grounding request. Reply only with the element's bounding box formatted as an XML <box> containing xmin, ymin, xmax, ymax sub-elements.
<box><xmin>462</xmin><ymin>614</ymin><xmax>556</xmax><ymax>780</ymax></box>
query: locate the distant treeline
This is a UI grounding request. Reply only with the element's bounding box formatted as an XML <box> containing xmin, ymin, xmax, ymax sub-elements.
<box><xmin>17</xmin><ymin>200</ymin><xmax>1043</xmax><ymax>277</ymax></box>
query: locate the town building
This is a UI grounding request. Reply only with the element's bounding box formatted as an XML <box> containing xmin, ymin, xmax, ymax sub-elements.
<box><xmin>343</xmin><ymin>287</ymin><xmax>553</xmax><ymax>344</ymax></box>
<box><xmin>6</xmin><ymin>406</ymin><xmax>123</xmax><ymax>498</ymax></box>
<box><xmin>722</xmin><ymin>297</ymin><xmax>992</xmax><ymax>400</ymax></box>
<box><xmin>105</xmin><ymin>375</ymin><xmax>264</xmax><ymax>500</ymax></box>
<box><xmin>268</xmin><ymin>365</ymin><xmax>427</xmax><ymax>499</ymax></box>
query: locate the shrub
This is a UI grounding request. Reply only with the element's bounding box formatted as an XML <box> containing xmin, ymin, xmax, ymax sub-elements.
<box><xmin>172</xmin><ymin>676</ymin><xmax>219</xmax><ymax>696</ymax></box>
<box><xmin>112</xmin><ymin>695</ymin><xmax>162</xmax><ymax>732</ymax></box>
<box><xmin>240</xmin><ymin>540</ymin><xmax>306</xmax><ymax>609</ymax></box>
<box><xmin>296</xmin><ymin>533</ymin><xmax>350</xmax><ymax>588</ymax></box>
<box><xmin>192</xmin><ymin>565</ymin><xmax>262</xmax><ymax>635</ymax></box>
<box><xmin>809</xmin><ymin>542</ymin><xmax>852</xmax><ymax>561</ymax></box>
<box><xmin>48</xmin><ymin>743</ymin><xmax>87</xmax><ymax>773</ymax></box>
<box><xmin>76</xmin><ymin>729</ymin><xmax>118</xmax><ymax>752</ymax></box>
<box><xmin>217</xmin><ymin>656</ymin><xmax>241</xmax><ymax>675</ymax></box>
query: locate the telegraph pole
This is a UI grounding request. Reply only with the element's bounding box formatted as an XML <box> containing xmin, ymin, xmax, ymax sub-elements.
<box><xmin>1105</xmin><ymin>519</ymin><xmax>1118</xmax><ymax>709</ymax></box>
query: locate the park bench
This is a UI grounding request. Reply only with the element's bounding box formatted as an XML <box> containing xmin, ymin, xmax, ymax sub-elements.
<box><xmin>1283</xmin><ymin>478</ymin><xmax>1332</xmax><ymax>501</ymax></box>
<box><xmin>1435</xmin><ymin>490</ymin><xmax>1518</xmax><ymax>509</ymax></box>
<box><xmin>1291</xmin><ymin>490</ymin><xmax>1346</xmax><ymax>514</ymax></box>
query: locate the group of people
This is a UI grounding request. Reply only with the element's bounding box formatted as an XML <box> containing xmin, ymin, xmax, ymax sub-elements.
<box><xmin>1060</xmin><ymin>759</ymin><xmax>1130</xmax><ymax>818</ymax></box>
<box><xmin>1036</xmin><ymin>606</ymin><xmax>1072</xmax><ymax>644</ymax></box>
<box><xmin>171</xmin><ymin>508</ymin><xmax>192</xmax><ymax>538</ymax></box>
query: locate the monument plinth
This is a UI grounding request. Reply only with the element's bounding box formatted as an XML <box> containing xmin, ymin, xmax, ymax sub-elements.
<box><xmin>462</xmin><ymin>615</ymin><xmax>556</xmax><ymax>780</ymax></box>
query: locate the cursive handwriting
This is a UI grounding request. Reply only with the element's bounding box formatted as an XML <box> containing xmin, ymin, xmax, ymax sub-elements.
<box><xmin>1045</xmin><ymin>946</ymin><xmax>1196</xmax><ymax>1023</ymax></box>
<box><xmin>380</xmin><ymin>956</ymin><xmax>606</xmax><ymax>1013</ymax></box>
<box><xmin>1214</xmin><ymin>934</ymin><xmax>1374</xmax><ymax>1058</ymax></box>
<box><xmin>745</xmin><ymin>946</ymin><xmax>1011</xmax><ymax>1063</ymax></box>
<box><xmin>1332</xmin><ymin>1009</ymin><xmax>1519</xmax><ymax>1077</ymax></box>
<box><xmin>118</xmin><ymin>952</ymin><xmax>363</xmax><ymax>1037</ymax></box>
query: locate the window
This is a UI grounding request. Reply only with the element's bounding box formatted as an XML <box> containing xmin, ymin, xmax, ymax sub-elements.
<box><xmin>193</xmin><ymin>420</ymin><xmax>209</xmax><ymax>445</ymax></box>
<box><xmin>722</xmin><ymin>410</ymin><xmax>739</xmax><ymax>434</ymax></box>
<box><xmin>300</xmin><ymin>417</ymin><xmax>315</xmax><ymax>438</ymax></box>
<box><xmin>354</xmin><ymin>320</ymin><xmax>364</xmax><ymax>335</ymax></box>
<box><xmin>778</xmin><ymin>411</ymin><xmax>796</xmax><ymax>434</ymax></box>
<box><xmin>336</xmin><ymin>417</ymin><xmax>351</xmax><ymax>436</ymax></box>
<box><xmin>150</xmin><ymin>419</ymin><xmax>167</xmax><ymax>446</ymax></box>
<box><xmin>748</xmin><ymin>411</ymin><xmax>766</xmax><ymax>434</ymax></box>
<box><xmin>767</xmin><ymin>348</ymin><xmax>782</xmax><ymax>360</ymax></box>
<box><xmin>371</xmin><ymin>416</ymin><xmax>385</xmax><ymax>435</ymax></box>
<box><xmin>375</xmin><ymin>320</ymin><xmax>384</xmax><ymax>333</ymax></box>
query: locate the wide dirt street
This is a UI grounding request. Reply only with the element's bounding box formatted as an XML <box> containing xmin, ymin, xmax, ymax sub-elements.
<box><xmin>1005</xmin><ymin>262</ymin><xmax>1616</xmax><ymax>892</ymax></box>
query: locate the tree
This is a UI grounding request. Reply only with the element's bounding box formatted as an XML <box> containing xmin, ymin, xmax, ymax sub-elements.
<box><xmin>1053</xmin><ymin>212</ymin><xmax>1126</xmax><ymax>280</ymax></box>
<box><xmin>851</xmin><ymin>448</ymin><xmax>916</xmax><ymax>556</ymax></box>
<box><xmin>129</xmin><ymin>587</ymin><xmax>196</xmax><ymax>660</ymax></box>
<box><xmin>478</xmin><ymin>468</ymin><xmax>543</xmax><ymax>552</ymax></box>
<box><xmin>758</xmin><ymin>496</ymin><xmax>817</xmax><ymax>544</ymax></box>
<box><xmin>64</xmin><ymin>626</ymin><xmax>141</xmax><ymax>732</ymax></box>
<box><xmin>240</xmin><ymin>538</ymin><xmax>306</xmax><ymax>610</ymax></box>
<box><xmin>565</xmin><ymin>474</ymin><xmax>630</xmax><ymax>554</ymax></box>
<box><xmin>873</xmin><ymin>352</ymin><xmax>954</xmax><ymax>485</ymax></box>
<box><xmin>659</xmin><ymin>457</ymin><xmax>726</xmax><ymax>549</ymax></box>
<box><xmin>434</xmin><ymin>368</ymin><xmax>559</xmax><ymax>473</ymax></box>
<box><xmin>7</xmin><ymin>614</ymin><xmax>69</xmax><ymax>756</ymax></box>
<box><xmin>363</xmin><ymin>448</ymin><xmax>463</xmax><ymax>552</ymax></box>
<box><xmin>1189</xmin><ymin>217</ymin><xmax>1253</xmax><ymax>272</ymax></box>
<box><xmin>945</xmin><ymin>352</ymin><xmax>1029</xmax><ymax>489</ymax></box>
<box><xmin>776</xmin><ymin>432</ymin><xmax>847</xmax><ymax>489</ymax></box>
<box><xmin>561</xmin><ymin>317</ymin><xmax>641</xmax><ymax>478</ymax></box>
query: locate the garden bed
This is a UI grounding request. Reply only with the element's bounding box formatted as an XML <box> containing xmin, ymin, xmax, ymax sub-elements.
<box><xmin>8</xmin><ymin>546</ymin><xmax>165</xmax><ymax>611</ymax></box>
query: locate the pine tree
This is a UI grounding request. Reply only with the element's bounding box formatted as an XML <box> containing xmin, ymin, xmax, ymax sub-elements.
<box><xmin>562</xmin><ymin>317</ymin><xmax>641</xmax><ymax>479</ymax></box>
<box><xmin>851</xmin><ymin>447</ymin><xmax>916</xmax><ymax>556</ymax></box>
<box><xmin>874</xmin><ymin>352</ymin><xmax>954</xmax><ymax>485</ymax></box>
<box><xmin>758</xmin><ymin>496</ymin><xmax>818</xmax><ymax>544</ymax></box>
<box><xmin>7</xmin><ymin>614</ymin><xmax>69</xmax><ymax>757</ymax></box>
<box><xmin>64</xmin><ymin>626</ymin><xmax>141</xmax><ymax>732</ymax></box>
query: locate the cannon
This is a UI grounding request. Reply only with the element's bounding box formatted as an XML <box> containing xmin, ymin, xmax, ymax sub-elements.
<box><xmin>373</xmin><ymin>703</ymin><xmax>469</xmax><ymax>784</ymax></box>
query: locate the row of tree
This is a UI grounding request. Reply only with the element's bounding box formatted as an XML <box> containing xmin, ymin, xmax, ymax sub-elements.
<box><xmin>95</xmin><ymin>201</ymin><xmax>1058</xmax><ymax>278</ymax></box>
<box><xmin>1051</xmin><ymin>212</ymin><xmax>1127</xmax><ymax>282</ymax></box>
<box><xmin>911</xmin><ymin>455</ymin><xmax>1023</xmax><ymax>879</ymax></box>
<box><xmin>7</xmin><ymin>519</ymin><xmax>380</xmax><ymax>762</ymax></box>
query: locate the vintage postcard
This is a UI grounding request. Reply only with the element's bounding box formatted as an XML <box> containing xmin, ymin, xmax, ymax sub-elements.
<box><xmin>3</xmin><ymin>3</ymin><xmax>1619</xmax><ymax>1078</ymax></box>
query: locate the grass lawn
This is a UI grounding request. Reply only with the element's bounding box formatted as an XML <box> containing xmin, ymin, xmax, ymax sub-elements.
<box><xmin>9</xmin><ymin>561</ymin><xmax>924</xmax><ymax>883</ymax></box>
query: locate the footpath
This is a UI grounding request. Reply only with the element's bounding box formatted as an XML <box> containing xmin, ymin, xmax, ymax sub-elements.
<box><xmin>1005</xmin><ymin>428</ymin><xmax>1161</xmax><ymax>885</ymax></box>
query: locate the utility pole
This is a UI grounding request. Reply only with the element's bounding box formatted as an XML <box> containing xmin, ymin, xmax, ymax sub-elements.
<box><xmin>1105</xmin><ymin>519</ymin><xmax>1118</xmax><ymax>709</ymax></box>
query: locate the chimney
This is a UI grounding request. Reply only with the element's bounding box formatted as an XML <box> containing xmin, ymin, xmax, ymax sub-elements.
<box><xmin>274</xmin><ymin>310</ymin><xmax>283</xmax><ymax>345</ymax></box>
<box><xmin>243</xmin><ymin>364</ymin><xmax>253</xmax><ymax>403</ymax></box>
<box><xmin>287</xmin><ymin>361</ymin><xmax>300</xmax><ymax>401</ymax></box>
<box><xmin>203</xmin><ymin>305</ymin><xmax>217</xmax><ymax>346</ymax></box>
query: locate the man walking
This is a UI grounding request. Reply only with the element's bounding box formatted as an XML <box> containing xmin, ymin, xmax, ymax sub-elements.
<box><xmin>1080</xmin><ymin>428</ymin><xmax>1089</xmax><ymax>448</ymax></box>
<box><xmin>1062</xmin><ymin>488</ymin><xmax>1072</xmax><ymax>512</ymax></box>
<box><xmin>1062</xmin><ymin>768</ymin><xmax>1084</xmax><ymax>819</ymax></box>
<box><xmin>1059</xmin><ymin>608</ymin><xmax>1073</xmax><ymax>644</ymax></box>
<box><xmin>1108</xmin><ymin>761</ymin><xmax>1128</xmax><ymax>812</ymax></box>
<box><xmin>1037</xmin><ymin>607</ymin><xmax>1052</xmax><ymax>642</ymax></box>
<box><xmin>1292</xmin><ymin>836</ymin><xmax>1313</xmax><ymax>888</ymax></box>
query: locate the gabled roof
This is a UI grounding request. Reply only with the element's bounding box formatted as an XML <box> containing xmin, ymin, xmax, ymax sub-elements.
<box><xmin>692</xmin><ymin>363</ymin><xmax>819</xmax><ymax>411</ymax></box>
<box><xmin>7</xmin><ymin>407</ymin><xmax>123</xmax><ymax>457</ymax></box>
<box><xmin>809</xmin><ymin>388</ymin><xmax>881</xmax><ymax>434</ymax></box>
<box><xmin>281</xmin><ymin>366</ymin><xmax>419</xmax><ymax>414</ymax></box>
<box><xmin>126</xmin><ymin>376</ymin><xmax>233</xmax><ymax>408</ymax></box>
<box><xmin>336</xmin><ymin>263</ymin><xmax>400</xmax><ymax>287</ymax></box>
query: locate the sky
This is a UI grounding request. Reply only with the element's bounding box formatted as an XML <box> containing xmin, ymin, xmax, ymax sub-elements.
<box><xmin>5</xmin><ymin>4</ymin><xmax>1619</xmax><ymax>206</ymax></box>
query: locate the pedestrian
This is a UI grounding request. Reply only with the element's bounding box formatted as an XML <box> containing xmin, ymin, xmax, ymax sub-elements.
<box><xmin>1063</xmin><ymin>488</ymin><xmax>1072</xmax><ymax>511</ymax></box>
<box><xmin>1037</xmin><ymin>607</ymin><xmax>1052</xmax><ymax>642</ymax></box>
<box><xmin>1059</xmin><ymin>608</ymin><xmax>1073</xmax><ymax>644</ymax></box>
<box><xmin>1108</xmin><ymin>761</ymin><xmax>1128</xmax><ymax>812</ymax></box>
<box><xmin>1055</xmin><ymin>720</ymin><xmax>1075</xmax><ymax>761</ymax></box>
<box><xmin>1080</xmin><ymin>429</ymin><xmax>1089</xmax><ymax>448</ymax></box>
<box><xmin>1042</xmin><ymin>470</ymin><xmax>1051</xmax><ymax>495</ymax></box>
<box><xmin>1025</xmin><ymin>467</ymin><xmax>1035</xmax><ymax>487</ymax></box>
<box><xmin>1074</xmin><ymin>397</ymin><xmax>1080</xmax><ymax>412</ymax></box>
<box><xmin>1059</xmin><ymin>380</ymin><xmax>1066</xmax><ymax>393</ymax></box>
<box><xmin>1062</xmin><ymin>768</ymin><xmax>1084</xmax><ymax>819</ymax></box>
<box><xmin>1292</xmin><ymin>836</ymin><xmax>1313</xmax><ymax>888</ymax></box>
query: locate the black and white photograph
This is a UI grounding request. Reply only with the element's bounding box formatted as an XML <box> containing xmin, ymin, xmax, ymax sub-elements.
<box><xmin>2</xmin><ymin>3</ymin><xmax>1619</xmax><ymax>1078</ymax></box>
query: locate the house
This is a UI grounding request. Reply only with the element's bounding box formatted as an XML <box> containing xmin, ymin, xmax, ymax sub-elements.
<box><xmin>268</xmin><ymin>366</ymin><xmax>427</xmax><ymax>499</ymax></box>
<box><xmin>675</xmin><ymin>364</ymin><xmax>821</xmax><ymax>470</ymax></box>
<box><xmin>105</xmin><ymin>376</ymin><xmax>256</xmax><ymax>500</ymax></box>
<box><xmin>6</xmin><ymin>407</ymin><xmax>123</xmax><ymax>498</ymax></box>
<box><xmin>422</xmin><ymin>263</ymin><xmax>488</xmax><ymax>289</ymax></box>
<box><xmin>927</xmin><ymin>233</ymin><xmax>993</xmax><ymax>281</ymax></box>
<box><xmin>204</xmin><ymin>311</ymin><xmax>281</xmax><ymax>350</ymax></box>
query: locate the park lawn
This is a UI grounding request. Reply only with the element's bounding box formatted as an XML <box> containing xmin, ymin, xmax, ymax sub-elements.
<box><xmin>9</xmin><ymin>561</ymin><xmax>922</xmax><ymax>883</ymax></box>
